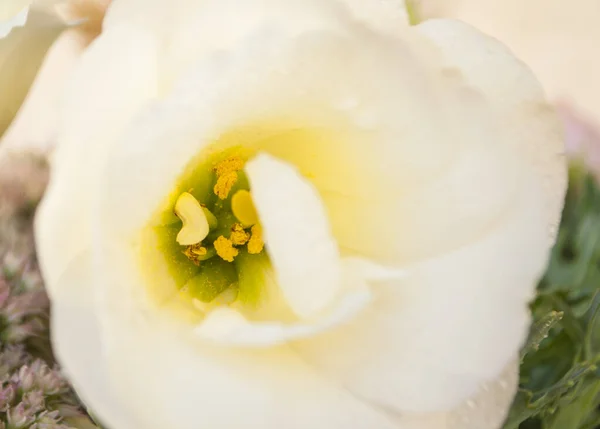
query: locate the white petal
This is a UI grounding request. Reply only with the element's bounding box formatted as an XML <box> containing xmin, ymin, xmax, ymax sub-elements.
<box><xmin>195</xmin><ymin>285</ymin><xmax>369</xmax><ymax>346</ymax></box>
<box><xmin>0</xmin><ymin>6</ymin><xmax>28</xmax><ymax>39</ymax></box>
<box><xmin>104</xmin><ymin>0</ymin><xmax>411</xmax><ymax>89</ymax></box>
<box><xmin>294</xmin><ymin>164</ymin><xmax>547</xmax><ymax>412</ymax></box>
<box><xmin>340</xmin><ymin>0</ymin><xmax>409</xmax><ymax>35</ymax></box>
<box><xmin>246</xmin><ymin>154</ymin><xmax>342</xmax><ymax>319</ymax></box>
<box><xmin>90</xmin><ymin>240</ymin><xmax>400</xmax><ymax>429</ymax></box>
<box><xmin>1</xmin><ymin>29</ymin><xmax>89</xmax><ymax>154</ymax></box>
<box><xmin>49</xmin><ymin>251</ymin><xmax>142</xmax><ymax>429</ymax></box>
<box><xmin>0</xmin><ymin>9</ymin><xmax>65</xmax><ymax>138</ymax></box>
<box><xmin>0</xmin><ymin>0</ymin><xmax>30</xmax><ymax>20</ymax></box>
<box><xmin>416</xmin><ymin>19</ymin><xmax>566</xmax><ymax>243</ymax></box>
<box><xmin>444</xmin><ymin>359</ymin><xmax>519</xmax><ymax>429</ymax></box>
<box><xmin>105</xmin><ymin>0</ymin><xmax>350</xmax><ymax>92</ymax></box>
<box><xmin>105</xmin><ymin>329</ymin><xmax>401</xmax><ymax>429</ymax></box>
<box><xmin>194</xmin><ymin>255</ymin><xmax>392</xmax><ymax>346</ymax></box>
<box><xmin>54</xmin><ymin>243</ymin><xmax>519</xmax><ymax>429</ymax></box>
<box><xmin>322</xmin><ymin>116</ymin><xmax>523</xmax><ymax>264</ymax></box>
<box><xmin>35</xmin><ymin>24</ymin><xmax>158</xmax><ymax>296</ymax></box>
<box><xmin>391</xmin><ymin>360</ymin><xmax>519</xmax><ymax>429</ymax></box>
<box><xmin>97</xmin><ymin>18</ymin><xmax>456</xmax><ymax>261</ymax></box>
<box><xmin>319</xmin><ymin>20</ymin><xmax>566</xmax><ymax>265</ymax></box>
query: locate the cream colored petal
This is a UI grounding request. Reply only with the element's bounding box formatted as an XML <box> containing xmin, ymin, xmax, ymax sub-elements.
<box><xmin>416</xmin><ymin>19</ymin><xmax>566</xmax><ymax>243</ymax></box>
<box><xmin>35</xmin><ymin>24</ymin><xmax>158</xmax><ymax>298</ymax></box>
<box><xmin>104</xmin><ymin>0</ymin><xmax>416</xmax><ymax>93</ymax></box>
<box><xmin>0</xmin><ymin>9</ymin><xmax>65</xmax><ymax>138</ymax></box>
<box><xmin>445</xmin><ymin>359</ymin><xmax>518</xmax><ymax>429</ymax></box>
<box><xmin>0</xmin><ymin>0</ymin><xmax>30</xmax><ymax>21</ymax></box>
<box><xmin>195</xmin><ymin>287</ymin><xmax>370</xmax><ymax>346</ymax></box>
<box><xmin>54</xmin><ymin>247</ymin><xmax>518</xmax><ymax>429</ymax></box>
<box><xmin>246</xmin><ymin>154</ymin><xmax>342</xmax><ymax>319</ymax></box>
<box><xmin>341</xmin><ymin>0</ymin><xmax>409</xmax><ymax>35</ymax></box>
<box><xmin>104</xmin><ymin>329</ymin><xmax>401</xmax><ymax>429</ymax></box>
<box><xmin>324</xmin><ymin>19</ymin><xmax>565</xmax><ymax>265</ymax></box>
<box><xmin>50</xmin><ymin>251</ymin><xmax>142</xmax><ymax>429</ymax></box>
<box><xmin>104</xmin><ymin>0</ymin><xmax>347</xmax><ymax>92</ymax></box>
<box><xmin>392</xmin><ymin>359</ymin><xmax>519</xmax><ymax>429</ymax></box>
<box><xmin>89</xmin><ymin>239</ymin><xmax>400</xmax><ymax>429</ymax></box>
<box><xmin>1</xmin><ymin>30</ymin><xmax>89</xmax><ymax>155</ymax></box>
<box><xmin>98</xmin><ymin>18</ymin><xmax>480</xmax><ymax>268</ymax></box>
<box><xmin>0</xmin><ymin>0</ymin><xmax>110</xmax><ymax>154</ymax></box>
<box><xmin>321</xmin><ymin>113</ymin><xmax>522</xmax><ymax>265</ymax></box>
<box><xmin>195</xmin><ymin>254</ymin><xmax>407</xmax><ymax>346</ymax></box>
<box><xmin>94</xmin><ymin>25</ymin><xmax>422</xmax><ymax>234</ymax></box>
<box><xmin>294</xmin><ymin>160</ymin><xmax>547</xmax><ymax>412</ymax></box>
<box><xmin>0</xmin><ymin>5</ymin><xmax>28</xmax><ymax>38</ymax></box>
<box><xmin>94</xmin><ymin>5</ymin><xmax>371</xmax><ymax>240</ymax></box>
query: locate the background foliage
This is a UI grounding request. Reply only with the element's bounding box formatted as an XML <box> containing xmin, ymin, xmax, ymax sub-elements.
<box><xmin>505</xmin><ymin>165</ymin><xmax>600</xmax><ymax>429</ymax></box>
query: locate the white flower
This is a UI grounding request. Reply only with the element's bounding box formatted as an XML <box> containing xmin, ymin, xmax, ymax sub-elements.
<box><xmin>414</xmin><ymin>0</ymin><xmax>600</xmax><ymax>128</ymax></box>
<box><xmin>35</xmin><ymin>1</ymin><xmax>566</xmax><ymax>428</ymax></box>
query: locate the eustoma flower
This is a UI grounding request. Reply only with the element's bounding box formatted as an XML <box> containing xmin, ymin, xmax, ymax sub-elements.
<box><xmin>35</xmin><ymin>1</ymin><xmax>566</xmax><ymax>428</ymax></box>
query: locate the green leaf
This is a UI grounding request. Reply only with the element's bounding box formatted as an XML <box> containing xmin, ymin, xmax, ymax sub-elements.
<box><xmin>503</xmin><ymin>390</ymin><xmax>537</xmax><ymax>429</ymax></box>
<box><xmin>544</xmin><ymin>380</ymin><xmax>600</xmax><ymax>429</ymax></box>
<box><xmin>583</xmin><ymin>291</ymin><xmax>600</xmax><ymax>360</ymax></box>
<box><xmin>548</xmin><ymin>294</ymin><xmax>585</xmax><ymax>344</ymax></box>
<box><xmin>521</xmin><ymin>311</ymin><xmax>563</xmax><ymax>362</ymax></box>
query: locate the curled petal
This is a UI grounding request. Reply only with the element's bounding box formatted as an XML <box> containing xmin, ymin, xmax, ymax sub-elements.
<box><xmin>0</xmin><ymin>9</ymin><xmax>66</xmax><ymax>138</ymax></box>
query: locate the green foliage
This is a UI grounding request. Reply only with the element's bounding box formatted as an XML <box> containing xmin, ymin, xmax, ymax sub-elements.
<box><xmin>505</xmin><ymin>167</ymin><xmax>600</xmax><ymax>429</ymax></box>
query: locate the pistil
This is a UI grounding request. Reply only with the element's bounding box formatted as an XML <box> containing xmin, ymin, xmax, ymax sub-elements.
<box><xmin>174</xmin><ymin>192</ymin><xmax>209</xmax><ymax>245</ymax></box>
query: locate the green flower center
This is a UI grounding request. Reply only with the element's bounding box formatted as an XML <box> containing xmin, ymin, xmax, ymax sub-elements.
<box><xmin>141</xmin><ymin>147</ymin><xmax>270</xmax><ymax>313</ymax></box>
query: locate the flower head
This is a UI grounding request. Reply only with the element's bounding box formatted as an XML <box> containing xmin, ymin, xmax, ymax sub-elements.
<box><xmin>36</xmin><ymin>1</ymin><xmax>566</xmax><ymax>428</ymax></box>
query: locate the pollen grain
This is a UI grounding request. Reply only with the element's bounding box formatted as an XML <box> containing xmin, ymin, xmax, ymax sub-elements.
<box><xmin>214</xmin><ymin>236</ymin><xmax>239</xmax><ymax>262</ymax></box>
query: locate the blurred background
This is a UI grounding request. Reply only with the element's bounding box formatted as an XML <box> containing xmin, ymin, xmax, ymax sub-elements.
<box><xmin>0</xmin><ymin>1</ymin><xmax>598</xmax><ymax>428</ymax></box>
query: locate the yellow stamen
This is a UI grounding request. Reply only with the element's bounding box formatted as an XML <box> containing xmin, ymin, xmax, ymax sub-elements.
<box><xmin>214</xmin><ymin>156</ymin><xmax>244</xmax><ymax>177</ymax></box>
<box><xmin>213</xmin><ymin>171</ymin><xmax>238</xmax><ymax>200</ymax></box>
<box><xmin>214</xmin><ymin>236</ymin><xmax>239</xmax><ymax>262</ymax></box>
<box><xmin>174</xmin><ymin>192</ymin><xmax>210</xmax><ymax>245</ymax></box>
<box><xmin>247</xmin><ymin>224</ymin><xmax>264</xmax><ymax>254</ymax></box>
<box><xmin>191</xmin><ymin>246</ymin><xmax>207</xmax><ymax>256</ymax></box>
<box><xmin>230</xmin><ymin>223</ymin><xmax>250</xmax><ymax>246</ymax></box>
<box><xmin>231</xmin><ymin>190</ymin><xmax>259</xmax><ymax>227</ymax></box>
<box><xmin>182</xmin><ymin>245</ymin><xmax>207</xmax><ymax>266</ymax></box>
